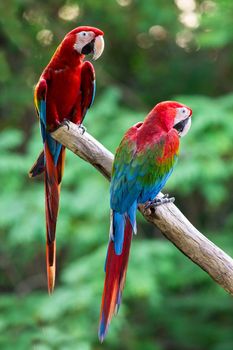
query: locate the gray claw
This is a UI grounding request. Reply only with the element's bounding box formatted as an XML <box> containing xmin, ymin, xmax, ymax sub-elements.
<box><xmin>78</xmin><ymin>124</ymin><xmax>86</xmax><ymax>135</ymax></box>
<box><xmin>61</xmin><ymin>119</ymin><xmax>70</xmax><ymax>130</ymax></box>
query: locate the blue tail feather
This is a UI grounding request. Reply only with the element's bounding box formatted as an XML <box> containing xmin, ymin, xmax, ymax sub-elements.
<box><xmin>113</xmin><ymin>212</ymin><xmax>125</xmax><ymax>255</ymax></box>
<box><xmin>127</xmin><ymin>201</ymin><xmax>137</xmax><ymax>234</ymax></box>
<box><xmin>104</xmin><ymin>240</ymin><xmax>110</xmax><ymax>272</ymax></box>
<box><xmin>98</xmin><ymin>314</ymin><xmax>107</xmax><ymax>343</ymax></box>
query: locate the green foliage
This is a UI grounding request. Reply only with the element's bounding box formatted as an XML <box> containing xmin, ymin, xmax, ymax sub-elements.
<box><xmin>1</xmin><ymin>1</ymin><xmax>233</xmax><ymax>349</ymax></box>
<box><xmin>197</xmin><ymin>0</ymin><xmax>233</xmax><ymax>48</ymax></box>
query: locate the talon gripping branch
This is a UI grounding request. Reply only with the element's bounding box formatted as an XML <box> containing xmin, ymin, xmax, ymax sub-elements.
<box><xmin>29</xmin><ymin>26</ymin><xmax>104</xmax><ymax>294</ymax></box>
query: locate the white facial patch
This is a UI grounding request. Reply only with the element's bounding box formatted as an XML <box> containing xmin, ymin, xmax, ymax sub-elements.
<box><xmin>174</xmin><ymin>106</ymin><xmax>192</xmax><ymax>137</ymax></box>
<box><xmin>174</xmin><ymin>107</ymin><xmax>190</xmax><ymax>125</ymax></box>
<box><xmin>73</xmin><ymin>31</ymin><xmax>95</xmax><ymax>54</ymax></box>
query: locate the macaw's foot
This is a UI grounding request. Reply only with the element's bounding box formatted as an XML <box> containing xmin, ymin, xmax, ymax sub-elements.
<box><xmin>78</xmin><ymin>124</ymin><xmax>86</xmax><ymax>135</ymax></box>
<box><xmin>144</xmin><ymin>194</ymin><xmax>175</xmax><ymax>210</ymax></box>
<box><xmin>60</xmin><ymin>119</ymin><xmax>70</xmax><ymax>130</ymax></box>
<box><xmin>48</xmin><ymin>120</ymin><xmax>70</xmax><ymax>132</ymax></box>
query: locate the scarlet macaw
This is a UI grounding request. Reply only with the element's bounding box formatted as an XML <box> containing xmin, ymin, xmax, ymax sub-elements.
<box><xmin>29</xmin><ymin>26</ymin><xmax>104</xmax><ymax>293</ymax></box>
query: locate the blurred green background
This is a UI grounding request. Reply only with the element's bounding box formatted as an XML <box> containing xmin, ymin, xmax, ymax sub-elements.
<box><xmin>1</xmin><ymin>0</ymin><xmax>233</xmax><ymax>349</ymax></box>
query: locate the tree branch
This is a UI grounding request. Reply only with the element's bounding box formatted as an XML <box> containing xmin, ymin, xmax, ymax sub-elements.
<box><xmin>52</xmin><ymin>121</ymin><xmax>233</xmax><ymax>295</ymax></box>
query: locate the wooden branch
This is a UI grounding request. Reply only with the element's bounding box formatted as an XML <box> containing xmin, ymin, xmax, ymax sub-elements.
<box><xmin>52</xmin><ymin>121</ymin><xmax>233</xmax><ymax>295</ymax></box>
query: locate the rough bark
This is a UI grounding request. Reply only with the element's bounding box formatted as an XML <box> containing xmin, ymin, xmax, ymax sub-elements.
<box><xmin>52</xmin><ymin>121</ymin><xmax>233</xmax><ymax>295</ymax></box>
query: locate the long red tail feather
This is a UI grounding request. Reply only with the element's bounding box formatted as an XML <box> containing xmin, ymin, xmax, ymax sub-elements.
<box><xmin>98</xmin><ymin>218</ymin><xmax>132</xmax><ymax>342</ymax></box>
<box><xmin>44</xmin><ymin>143</ymin><xmax>65</xmax><ymax>293</ymax></box>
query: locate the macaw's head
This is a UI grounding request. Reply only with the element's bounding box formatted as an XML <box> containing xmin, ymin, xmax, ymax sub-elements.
<box><xmin>63</xmin><ymin>26</ymin><xmax>104</xmax><ymax>60</ymax></box>
<box><xmin>152</xmin><ymin>101</ymin><xmax>192</xmax><ymax>137</ymax></box>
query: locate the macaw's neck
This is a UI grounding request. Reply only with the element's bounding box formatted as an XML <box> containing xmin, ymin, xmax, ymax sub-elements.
<box><xmin>145</xmin><ymin>108</ymin><xmax>175</xmax><ymax>132</ymax></box>
<box><xmin>138</xmin><ymin>111</ymin><xmax>167</xmax><ymax>139</ymax></box>
<box><xmin>137</xmin><ymin>108</ymin><xmax>177</xmax><ymax>150</ymax></box>
<box><xmin>49</xmin><ymin>40</ymin><xmax>84</xmax><ymax>70</ymax></box>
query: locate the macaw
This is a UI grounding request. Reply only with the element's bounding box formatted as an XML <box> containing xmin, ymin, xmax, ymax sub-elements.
<box><xmin>98</xmin><ymin>101</ymin><xmax>192</xmax><ymax>341</ymax></box>
<box><xmin>29</xmin><ymin>26</ymin><xmax>104</xmax><ymax>294</ymax></box>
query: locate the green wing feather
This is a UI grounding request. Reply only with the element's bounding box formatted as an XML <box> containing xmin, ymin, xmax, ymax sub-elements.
<box><xmin>111</xmin><ymin>129</ymin><xmax>178</xmax><ymax>212</ymax></box>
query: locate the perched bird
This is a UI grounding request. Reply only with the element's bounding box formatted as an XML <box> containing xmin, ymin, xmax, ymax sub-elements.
<box><xmin>98</xmin><ymin>101</ymin><xmax>192</xmax><ymax>341</ymax></box>
<box><xmin>29</xmin><ymin>26</ymin><xmax>104</xmax><ymax>294</ymax></box>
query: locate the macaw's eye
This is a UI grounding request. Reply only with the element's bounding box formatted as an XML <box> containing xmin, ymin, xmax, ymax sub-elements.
<box><xmin>182</xmin><ymin>108</ymin><xmax>186</xmax><ymax>113</ymax></box>
<box><xmin>82</xmin><ymin>32</ymin><xmax>87</xmax><ymax>36</ymax></box>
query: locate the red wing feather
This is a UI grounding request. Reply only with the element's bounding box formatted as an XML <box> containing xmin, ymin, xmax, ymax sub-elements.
<box><xmin>79</xmin><ymin>61</ymin><xmax>95</xmax><ymax>124</ymax></box>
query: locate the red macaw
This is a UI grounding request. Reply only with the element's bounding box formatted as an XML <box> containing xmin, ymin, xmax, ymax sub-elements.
<box><xmin>29</xmin><ymin>26</ymin><xmax>104</xmax><ymax>293</ymax></box>
<box><xmin>98</xmin><ymin>101</ymin><xmax>192</xmax><ymax>341</ymax></box>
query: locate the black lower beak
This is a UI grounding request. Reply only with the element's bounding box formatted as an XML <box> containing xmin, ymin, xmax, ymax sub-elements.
<box><xmin>173</xmin><ymin>117</ymin><xmax>189</xmax><ymax>134</ymax></box>
<box><xmin>81</xmin><ymin>39</ymin><xmax>95</xmax><ymax>55</ymax></box>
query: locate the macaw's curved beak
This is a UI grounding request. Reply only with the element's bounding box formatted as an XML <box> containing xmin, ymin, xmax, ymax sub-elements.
<box><xmin>93</xmin><ymin>35</ymin><xmax>105</xmax><ymax>60</ymax></box>
<box><xmin>174</xmin><ymin>116</ymin><xmax>191</xmax><ymax>137</ymax></box>
<box><xmin>81</xmin><ymin>34</ymin><xmax>105</xmax><ymax>59</ymax></box>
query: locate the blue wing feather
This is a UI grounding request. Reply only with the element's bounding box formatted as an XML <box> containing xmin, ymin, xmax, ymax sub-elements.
<box><xmin>90</xmin><ymin>79</ymin><xmax>96</xmax><ymax>107</ymax></box>
<box><xmin>36</xmin><ymin>80</ymin><xmax>62</xmax><ymax>166</ymax></box>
